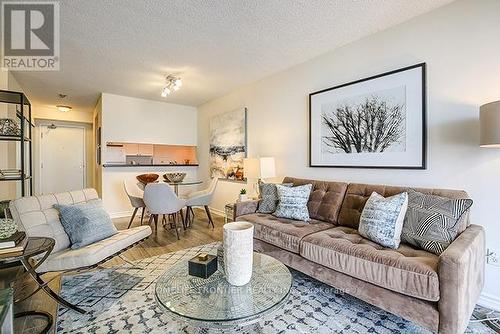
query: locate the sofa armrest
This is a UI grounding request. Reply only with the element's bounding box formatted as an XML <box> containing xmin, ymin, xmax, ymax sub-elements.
<box><xmin>234</xmin><ymin>200</ymin><xmax>259</xmax><ymax>219</ymax></box>
<box><xmin>438</xmin><ymin>224</ymin><xmax>485</xmax><ymax>334</ymax></box>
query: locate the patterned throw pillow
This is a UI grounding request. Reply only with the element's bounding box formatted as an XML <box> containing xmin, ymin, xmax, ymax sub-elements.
<box><xmin>54</xmin><ymin>200</ymin><xmax>118</xmax><ymax>249</ymax></box>
<box><xmin>257</xmin><ymin>182</ymin><xmax>292</xmax><ymax>214</ymax></box>
<box><xmin>358</xmin><ymin>192</ymin><xmax>408</xmax><ymax>249</ymax></box>
<box><xmin>401</xmin><ymin>190</ymin><xmax>473</xmax><ymax>255</ymax></box>
<box><xmin>273</xmin><ymin>184</ymin><xmax>312</xmax><ymax>221</ymax></box>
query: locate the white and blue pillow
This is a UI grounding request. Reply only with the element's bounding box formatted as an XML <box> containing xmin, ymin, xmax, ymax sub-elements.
<box><xmin>54</xmin><ymin>200</ymin><xmax>118</xmax><ymax>249</ymax></box>
<box><xmin>359</xmin><ymin>192</ymin><xmax>408</xmax><ymax>249</ymax></box>
<box><xmin>273</xmin><ymin>184</ymin><xmax>312</xmax><ymax>221</ymax></box>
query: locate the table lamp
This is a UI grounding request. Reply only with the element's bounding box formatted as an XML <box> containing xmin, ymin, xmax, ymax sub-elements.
<box><xmin>243</xmin><ymin>157</ymin><xmax>276</xmax><ymax>198</ymax></box>
<box><xmin>480</xmin><ymin>101</ymin><xmax>500</xmax><ymax>147</ymax></box>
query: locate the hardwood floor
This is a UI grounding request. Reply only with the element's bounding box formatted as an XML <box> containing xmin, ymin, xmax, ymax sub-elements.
<box><xmin>7</xmin><ymin>208</ymin><xmax>224</xmax><ymax>334</ymax></box>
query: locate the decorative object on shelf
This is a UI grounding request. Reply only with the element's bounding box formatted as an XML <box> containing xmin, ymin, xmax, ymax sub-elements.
<box><xmin>188</xmin><ymin>253</ymin><xmax>217</xmax><ymax>279</ymax></box>
<box><xmin>310</xmin><ymin>63</ymin><xmax>426</xmax><ymax>169</ymax></box>
<box><xmin>163</xmin><ymin>172</ymin><xmax>186</xmax><ymax>183</ymax></box>
<box><xmin>0</xmin><ymin>169</ymin><xmax>22</xmax><ymax>180</ymax></box>
<box><xmin>217</xmin><ymin>244</ymin><xmax>225</xmax><ymax>273</ymax></box>
<box><xmin>480</xmin><ymin>100</ymin><xmax>500</xmax><ymax>147</ymax></box>
<box><xmin>0</xmin><ymin>219</ymin><xmax>17</xmax><ymax>239</ymax></box>
<box><xmin>160</xmin><ymin>75</ymin><xmax>182</xmax><ymax>97</ymax></box>
<box><xmin>184</xmin><ymin>159</ymin><xmax>190</xmax><ymax>164</ymax></box>
<box><xmin>238</xmin><ymin>189</ymin><xmax>247</xmax><ymax>202</ymax></box>
<box><xmin>136</xmin><ymin>173</ymin><xmax>159</xmax><ymax>185</ymax></box>
<box><xmin>0</xmin><ymin>118</ymin><xmax>20</xmax><ymax>136</ymax></box>
<box><xmin>209</xmin><ymin>107</ymin><xmax>247</xmax><ymax>181</ymax></box>
<box><xmin>223</xmin><ymin>221</ymin><xmax>254</xmax><ymax>286</ymax></box>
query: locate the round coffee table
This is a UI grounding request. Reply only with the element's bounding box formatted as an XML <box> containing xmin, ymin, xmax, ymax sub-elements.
<box><xmin>155</xmin><ymin>252</ymin><xmax>292</xmax><ymax>331</ymax></box>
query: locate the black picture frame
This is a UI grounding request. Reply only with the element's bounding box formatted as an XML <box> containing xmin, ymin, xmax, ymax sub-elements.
<box><xmin>309</xmin><ymin>63</ymin><xmax>426</xmax><ymax>169</ymax></box>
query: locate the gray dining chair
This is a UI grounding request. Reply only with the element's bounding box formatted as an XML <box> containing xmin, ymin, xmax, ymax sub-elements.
<box><xmin>143</xmin><ymin>183</ymin><xmax>186</xmax><ymax>239</ymax></box>
<box><xmin>123</xmin><ymin>179</ymin><xmax>146</xmax><ymax>229</ymax></box>
<box><xmin>185</xmin><ymin>177</ymin><xmax>218</xmax><ymax>229</ymax></box>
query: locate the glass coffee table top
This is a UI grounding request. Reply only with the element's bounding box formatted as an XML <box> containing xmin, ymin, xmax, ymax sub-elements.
<box><xmin>155</xmin><ymin>252</ymin><xmax>292</xmax><ymax>325</ymax></box>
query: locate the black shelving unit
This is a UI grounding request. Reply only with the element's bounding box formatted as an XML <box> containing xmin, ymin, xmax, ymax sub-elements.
<box><xmin>0</xmin><ymin>90</ymin><xmax>33</xmax><ymax>197</ymax></box>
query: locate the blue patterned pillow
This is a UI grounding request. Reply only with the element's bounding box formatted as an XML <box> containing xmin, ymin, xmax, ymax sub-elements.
<box><xmin>273</xmin><ymin>184</ymin><xmax>312</xmax><ymax>221</ymax></box>
<box><xmin>358</xmin><ymin>192</ymin><xmax>408</xmax><ymax>249</ymax></box>
<box><xmin>54</xmin><ymin>200</ymin><xmax>118</xmax><ymax>249</ymax></box>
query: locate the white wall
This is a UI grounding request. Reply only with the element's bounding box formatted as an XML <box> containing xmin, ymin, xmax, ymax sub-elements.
<box><xmin>198</xmin><ymin>0</ymin><xmax>500</xmax><ymax>309</ymax></box>
<box><xmin>100</xmin><ymin>93</ymin><xmax>198</xmax><ymax>216</ymax></box>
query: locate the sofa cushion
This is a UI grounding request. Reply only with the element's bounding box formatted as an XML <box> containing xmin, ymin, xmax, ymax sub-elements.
<box><xmin>274</xmin><ymin>184</ymin><xmax>312</xmax><ymax>221</ymax></box>
<box><xmin>36</xmin><ymin>226</ymin><xmax>152</xmax><ymax>272</ymax></box>
<box><xmin>300</xmin><ymin>226</ymin><xmax>440</xmax><ymax>301</ymax></box>
<box><xmin>402</xmin><ymin>190</ymin><xmax>473</xmax><ymax>255</ymax></box>
<box><xmin>282</xmin><ymin>177</ymin><xmax>348</xmax><ymax>224</ymax></box>
<box><xmin>337</xmin><ymin>183</ymin><xmax>470</xmax><ymax>230</ymax></box>
<box><xmin>236</xmin><ymin>213</ymin><xmax>333</xmax><ymax>253</ymax></box>
<box><xmin>9</xmin><ymin>189</ymin><xmax>99</xmax><ymax>252</ymax></box>
<box><xmin>54</xmin><ymin>200</ymin><xmax>118</xmax><ymax>250</ymax></box>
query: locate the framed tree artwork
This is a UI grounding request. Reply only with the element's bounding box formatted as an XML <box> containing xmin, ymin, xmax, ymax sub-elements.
<box><xmin>309</xmin><ymin>63</ymin><xmax>426</xmax><ymax>169</ymax></box>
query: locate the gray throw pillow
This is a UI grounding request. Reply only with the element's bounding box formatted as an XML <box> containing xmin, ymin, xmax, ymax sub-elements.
<box><xmin>54</xmin><ymin>200</ymin><xmax>118</xmax><ymax>249</ymax></box>
<box><xmin>401</xmin><ymin>190</ymin><xmax>473</xmax><ymax>255</ymax></box>
<box><xmin>257</xmin><ymin>182</ymin><xmax>293</xmax><ymax>214</ymax></box>
<box><xmin>273</xmin><ymin>184</ymin><xmax>312</xmax><ymax>221</ymax></box>
<box><xmin>358</xmin><ymin>192</ymin><xmax>408</xmax><ymax>249</ymax></box>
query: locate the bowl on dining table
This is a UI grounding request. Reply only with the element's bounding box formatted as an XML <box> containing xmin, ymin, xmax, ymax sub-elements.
<box><xmin>136</xmin><ymin>173</ymin><xmax>159</xmax><ymax>185</ymax></box>
<box><xmin>163</xmin><ymin>172</ymin><xmax>187</xmax><ymax>183</ymax></box>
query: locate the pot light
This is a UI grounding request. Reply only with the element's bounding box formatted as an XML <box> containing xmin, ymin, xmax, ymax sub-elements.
<box><xmin>57</xmin><ymin>105</ymin><xmax>72</xmax><ymax>112</ymax></box>
<box><xmin>161</xmin><ymin>75</ymin><xmax>182</xmax><ymax>97</ymax></box>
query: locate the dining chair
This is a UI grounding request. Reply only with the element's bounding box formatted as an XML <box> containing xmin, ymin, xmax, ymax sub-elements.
<box><xmin>143</xmin><ymin>183</ymin><xmax>186</xmax><ymax>239</ymax></box>
<box><xmin>123</xmin><ymin>179</ymin><xmax>146</xmax><ymax>229</ymax></box>
<box><xmin>185</xmin><ymin>177</ymin><xmax>218</xmax><ymax>229</ymax></box>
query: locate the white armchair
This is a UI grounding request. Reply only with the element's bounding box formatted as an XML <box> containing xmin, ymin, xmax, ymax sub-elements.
<box><xmin>185</xmin><ymin>177</ymin><xmax>218</xmax><ymax>229</ymax></box>
<box><xmin>143</xmin><ymin>183</ymin><xmax>186</xmax><ymax>239</ymax></box>
<box><xmin>9</xmin><ymin>188</ymin><xmax>151</xmax><ymax>314</ymax></box>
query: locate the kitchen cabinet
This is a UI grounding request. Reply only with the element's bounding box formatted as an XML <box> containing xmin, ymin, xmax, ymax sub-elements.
<box><xmin>138</xmin><ymin>144</ymin><xmax>153</xmax><ymax>156</ymax></box>
<box><xmin>123</xmin><ymin>143</ymin><xmax>138</xmax><ymax>155</ymax></box>
<box><xmin>123</xmin><ymin>143</ymin><xmax>153</xmax><ymax>156</ymax></box>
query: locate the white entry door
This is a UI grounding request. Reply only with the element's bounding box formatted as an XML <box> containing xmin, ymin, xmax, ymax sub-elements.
<box><xmin>40</xmin><ymin>124</ymin><xmax>86</xmax><ymax>194</ymax></box>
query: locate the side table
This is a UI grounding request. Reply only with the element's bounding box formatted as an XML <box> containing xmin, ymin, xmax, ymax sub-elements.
<box><xmin>224</xmin><ymin>203</ymin><xmax>236</xmax><ymax>224</ymax></box>
<box><xmin>0</xmin><ymin>237</ymin><xmax>62</xmax><ymax>334</ymax></box>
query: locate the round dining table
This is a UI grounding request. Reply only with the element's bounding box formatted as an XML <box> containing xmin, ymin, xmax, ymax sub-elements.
<box><xmin>164</xmin><ymin>180</ymin><xmax>203</xmax><ymax>195</ymax></box>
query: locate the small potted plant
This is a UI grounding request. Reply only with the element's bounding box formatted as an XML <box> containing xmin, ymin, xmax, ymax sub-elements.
<box><xmin>239</xmin><ymin>189</ymin><xmax>247</xmax><ymax>202</ymax></box>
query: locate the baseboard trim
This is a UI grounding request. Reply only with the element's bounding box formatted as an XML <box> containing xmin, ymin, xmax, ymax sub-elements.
<box><xmin>209</xmin><ymin>207</ymin><xmax>225</xmax><ymax>217</ymax></box>
<box><xmin>109</xmin><ymin>210</ymin><xmax>133</xmax><ymax>219</ymax></box>
<box><xmin>478</xmin><ymin>293</ymin><xmax>500</xmax><ymax>311</ymax></box>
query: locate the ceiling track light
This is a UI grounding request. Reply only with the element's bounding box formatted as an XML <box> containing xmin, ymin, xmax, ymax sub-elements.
<box><xmin>161</xmin><ymin>75</ymin><xmax>182</xmax><ymax>97</ymax></box>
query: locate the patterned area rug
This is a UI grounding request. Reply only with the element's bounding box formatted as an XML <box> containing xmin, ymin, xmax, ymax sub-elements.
<box><xmin>56</xmin><ymin>242</ymin><xmax>494</xmax><ymax>333</ymax></box>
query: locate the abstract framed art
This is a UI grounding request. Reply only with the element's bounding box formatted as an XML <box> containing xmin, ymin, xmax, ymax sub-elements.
<box><xmin>309</xmin><ymin>63</ymin><xmax>426</xmax><ymax>169</ymax></box>
<box><xmin>209</xmin><ymin>107</ymin><xmax>247</xmax><ymax>181</ymax></box>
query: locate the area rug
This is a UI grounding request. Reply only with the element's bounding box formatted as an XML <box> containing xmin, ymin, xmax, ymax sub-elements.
<box><xmin>56</xmin><ymin>242</ymin><xmax>494</xmax><ymax>333</ymax></box>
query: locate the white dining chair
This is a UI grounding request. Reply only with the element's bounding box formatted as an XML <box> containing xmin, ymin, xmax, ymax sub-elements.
<box><xmin>143</xmin><ymin>183</ymin><xmax>186</xmax><ymax>239</ymax></box>
<box><xmin>185</xmin><ymin>177</ymin><xmax>218</xmax><ymax>229</ymax></box>
<box><xmin>123</xmin><ymin>179</ymin><xmax>146</xmax><ymax>229</ymax></box>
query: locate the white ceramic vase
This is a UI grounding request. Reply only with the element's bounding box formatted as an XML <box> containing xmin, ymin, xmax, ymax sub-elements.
<box><xmin>223</xmin><ymin>221</ymin><xmax>254</xmax><ymax>286</ymax></box>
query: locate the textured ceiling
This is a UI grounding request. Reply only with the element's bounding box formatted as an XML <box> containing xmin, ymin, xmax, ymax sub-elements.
<box><xmin>12</xmin><ymin>0</ymin><xmax>454</xmax><ymax>112</ymax></box>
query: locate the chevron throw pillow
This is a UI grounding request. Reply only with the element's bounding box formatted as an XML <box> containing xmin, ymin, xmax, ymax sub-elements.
<box><xmin>401</xmin><ymin>190</ymin><xmax>473</xmax><ymax>255</ymax></box>
<box><xmin>257</xmin><ymin>182</ymin><xmax>293</xmax><ymax>214</ymax></box>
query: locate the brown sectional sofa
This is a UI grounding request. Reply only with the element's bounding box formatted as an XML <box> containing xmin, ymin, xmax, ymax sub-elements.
<box><xmin>234</xmin><ymin>177</ymin><xmax>485</xmax><ymax>334</ymax></box>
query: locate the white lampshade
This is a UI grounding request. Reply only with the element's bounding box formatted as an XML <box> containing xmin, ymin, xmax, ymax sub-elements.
<box><xmin>243</xmin><ymin>158</ymin><xmax>260</xmax><ymax>179</ymax></box>
<box><xmin>259</xmin><ymin>157</ymin><xmax>276</xmax><ymax>179</ymax></box>
<box><xmin>480</xmin><ymin>101</ymin><xmax>500</xmax><ymax>147</ymax></box>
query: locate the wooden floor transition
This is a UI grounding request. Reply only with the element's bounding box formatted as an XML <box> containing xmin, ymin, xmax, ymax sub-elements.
<box><xmin>5</xmin><ymin>208</ymin><xmax>224</xmax><ymax>334</ymax></box>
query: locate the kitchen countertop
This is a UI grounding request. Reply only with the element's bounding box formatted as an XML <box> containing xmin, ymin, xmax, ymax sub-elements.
<box><xmin>102</xmin><ymin>164</ymin><xmax>199</xmax><ymax>167</ymax></box>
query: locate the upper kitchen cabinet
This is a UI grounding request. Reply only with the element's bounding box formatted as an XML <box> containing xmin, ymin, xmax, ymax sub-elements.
<box><xmin>123</xmin><ymin>143</ymin><xmax>138</xmax><ymax>155</ymax></box>
<box><xmin>138</xmin><ymin>144</ymin><xmax>153</xmax><ymax>156</ymax></box>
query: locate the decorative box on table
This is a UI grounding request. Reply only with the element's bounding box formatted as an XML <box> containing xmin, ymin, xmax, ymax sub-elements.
<box><xmin>188</xmin><ymin>253</ymin><xmax>217</xmax><ymax>279</ymax></box>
